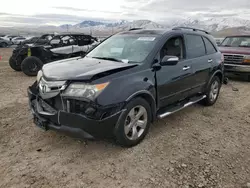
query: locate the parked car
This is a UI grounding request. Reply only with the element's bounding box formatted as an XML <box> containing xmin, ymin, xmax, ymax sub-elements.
<box><xmin>28</xmin><ymin>27</ymin><xmax>224</xmax><ymax>147</ymax></box>
<box><xmin>21</xmin><ymin>34</ymin><xmax>54</xmax><ymax>45</ymax></box>
<box><xmin>1</xmin><ymin>35</ymin><xmax>19</xmax><ymax>41</ymax></box>
<box><xmin>0</xmin><ymin>37</ymin><xmax>13</xmax><ymax>47</ymax></box>
<box><xmin>11</xmin><ymin>36</ymin><xmax>27</xmax><ymax>45</ymax></box>
<box><xmin>214</xmin><ymin>37</ymin><xmax>224</xmax><ymax>45</ymax></box>
<box><xmin>219</xmin><ymin>35</ymin><xmax>250</xmax><ymax>81</ymax></box>
<box><xmin>21</xmin><ymin>36</ymin><xmax>40</xmax><ymax>44</ymax></box>
<box><xmin>9</xmin><ymin>33</ymin><xmax>98</xmax><ymax>76</ymax></box>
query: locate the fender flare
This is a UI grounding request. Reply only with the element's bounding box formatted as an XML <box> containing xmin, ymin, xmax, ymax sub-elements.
<box><xmin>125</xmin><ymin>90</ymin><xmax>157</xmax><ymax>121</ymax></box>
<box><xmin>206</xmin><ymin>69</ymin><xmax>223</xmax><ymax>89</ymax></box>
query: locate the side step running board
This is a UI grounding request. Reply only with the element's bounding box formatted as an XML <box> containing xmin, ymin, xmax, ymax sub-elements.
<box><xmin>158</xmin><ymin>95</ymin><xmax>206</xmax><ymax>119</ymax></box>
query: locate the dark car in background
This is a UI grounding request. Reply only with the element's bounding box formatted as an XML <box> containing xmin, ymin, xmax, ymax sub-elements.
<box><xmin>9</xmin><ymin>34</ymin><xmax>54</xmax><ymax>71</ymax></box>
<box><xmin>219</xmin><ymin>35</ymin><xmax>250</xmax><ymax>81</ymax></box>
<box><xmin>9</xmin><ymin>33</ymin><xmax>98</xmax><ymax>76</ymax></box>
<box><xmin>0</xmin><ymin>37</ymin><xmax>13</xmax><ymax>47</ymax></box>
<box><xmin>28</xmin><ymin>27</ymin><xmax>224</xmax><ymax>147</ymax></box>
<box><xmin>21</xmin><ymin>34</ymin><xmax>54</xmax><ymax>45</ymax></box>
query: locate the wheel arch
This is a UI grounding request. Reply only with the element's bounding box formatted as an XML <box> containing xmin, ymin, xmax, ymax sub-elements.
<box><xmin>206</xmin><ymin>69</ymin><xmax>223</xmax><ymax>89</ymax></box>
<box><xmin>125</xmin><ymin>90</ymin><xmax>157</xmax><ymax>122</ymax></box>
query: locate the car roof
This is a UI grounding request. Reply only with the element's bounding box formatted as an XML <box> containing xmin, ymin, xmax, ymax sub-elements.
<box><xmin>118</xmin><ymin>28</ymin><xmax>211</xmax><ymax>37</ymax></box>
<box><xmin>119</xmin><ymin>29</ymin><xmax>167</xmax><ymax>35</ymax></box>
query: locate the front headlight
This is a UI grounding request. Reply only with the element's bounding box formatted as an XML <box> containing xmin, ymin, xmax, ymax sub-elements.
<box><xmin>37</xmin><ymin>70</ymin><xmax>43</xmax><ymax>83</ymax></box>
<box><xmin>62</xmin><ymin>82</ymin><xmax>109</xmax><ymax>100</ymax></box>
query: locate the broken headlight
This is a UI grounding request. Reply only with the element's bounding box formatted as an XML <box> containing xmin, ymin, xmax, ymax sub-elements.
<box><xmin>62</xmin><ymin>82</ymin><xmax>109</xmax><ymax>100</ymax></box>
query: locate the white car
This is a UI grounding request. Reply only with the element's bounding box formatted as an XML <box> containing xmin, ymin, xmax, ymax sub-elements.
<box><xmin>1</xmin><ymin>35</ymin><xmax>19</xmax><ymax>41</ymax></box>
<box><xmin>12</xmin><ymin>37</ymin><xmax>27</xmax><ymax>45</ymax></box>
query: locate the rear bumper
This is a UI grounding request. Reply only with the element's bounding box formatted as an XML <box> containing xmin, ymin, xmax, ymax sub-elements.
<box><xmin>28</xmin><ymin>87</ymin><xmax>123</xmax><ymax>139</ymax></box>
<box><xmin>224</xmin><ymin>63</ymin><xmax>250</xmax><ymax>74</ymax></box>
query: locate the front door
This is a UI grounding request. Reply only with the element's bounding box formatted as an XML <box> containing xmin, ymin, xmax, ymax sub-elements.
<box><xmin>155</xmin><ymin>35</ymin><xmax>195</xmax><ymax>108</ymax></box>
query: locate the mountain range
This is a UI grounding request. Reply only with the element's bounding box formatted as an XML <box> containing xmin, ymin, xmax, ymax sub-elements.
<box><xmin>57</xmin><ymin>18</ymin><xmax>250</xmax><ymax>31</ymax></box>
<box><xmin>1</xmin><ymin>17</ymin><xmax>250</xmax><ymax>37</ymax></box>
<box><xmin>56</xmin><ymin>18</ymin><xmax>250</xmax><ymax>36</ymax></box>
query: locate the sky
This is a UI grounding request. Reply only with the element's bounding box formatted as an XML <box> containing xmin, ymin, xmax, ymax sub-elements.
<box><xmin>1</xmin><ymin>0</ymin><xmax>250</xmax><ymax>26</ymax></box>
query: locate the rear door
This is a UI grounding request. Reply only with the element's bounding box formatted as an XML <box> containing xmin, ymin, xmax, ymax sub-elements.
<box><xmin>184</xmin><ymin>34</ymin><xmax>211</xmax><ymax>95</ymax></box>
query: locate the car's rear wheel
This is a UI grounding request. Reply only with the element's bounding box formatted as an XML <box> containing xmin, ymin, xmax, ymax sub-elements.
<box><xmin>9</xmin><ymin>56</ymin><xmax>22</xmax><ymax>71</ymax></box>
<box><xmin>21</xmin><ymin>56</ymin><xmax>43</xmax><ymax>76</ymax></box>
<box><xmin>114</xmin><ymin>97</ymin><xmax>151</xmax><ymax>147</ymax></box>
<box><xmin>202</xmin><ymin>76</ymin><xmax>221</xmax><ymax>106</ymax></box>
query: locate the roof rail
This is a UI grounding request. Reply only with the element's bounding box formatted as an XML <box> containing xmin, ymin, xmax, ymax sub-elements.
<box><xmin>172</xmin><ymin>27</ymin><xmax>210</xmax><ymax>34</ymax></box>
<box><xmin>129</xmin><ymin>28</ymin><xmax>143</xmax><ymax>31</ymax></box>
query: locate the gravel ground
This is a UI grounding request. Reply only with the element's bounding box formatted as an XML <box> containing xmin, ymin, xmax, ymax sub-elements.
<box><xmin>0</xmin><ymin>48</ymin><xmax>250</xmax><ymax>188</ymax></box>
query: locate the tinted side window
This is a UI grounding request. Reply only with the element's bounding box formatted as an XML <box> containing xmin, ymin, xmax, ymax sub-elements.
<box><xmin>203</xmin><ymin>37</ymin><xmax>217</xmax><ymax>54</ymax></box>
<box><xmin>160</xmin><ymin>36</ymin><xmax>185</xmax><ymax>60</ymax></box>
<box><xmin>185</xmin><ymin>34</ymin><xmax>206</xmax><ymax>58</ymax></box>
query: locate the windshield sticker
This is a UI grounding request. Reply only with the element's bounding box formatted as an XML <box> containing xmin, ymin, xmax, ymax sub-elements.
<box><xmin>121</xmin><ymin>59</ymin><xmax>129</xmax><ymax>63</ymax></box>
<box><xmin>110</xmin><ymin>48</ymin><xmax>123</xmax><ymax>53</ymax></box>
<box><xmin>137</xmin><ymin>37</ymin><xmax>155</xmax><ymax>41</ymax></box>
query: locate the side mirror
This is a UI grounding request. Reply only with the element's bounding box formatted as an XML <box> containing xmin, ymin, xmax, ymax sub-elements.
<box><xmin>160</xmin><ymin>55</ymin><xmax>179</xmax><ymax>66</ymax></box>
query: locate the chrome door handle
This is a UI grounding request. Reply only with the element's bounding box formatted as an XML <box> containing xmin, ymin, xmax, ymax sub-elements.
<box><xmin>208</xmin><ymin>59</ymin><xmax>213</xmax><ymax>63</ymax></box>
<box><xmin>183</xmin><ymin>66</ymin><xmax>190</xmax><ymax>71</ymax></box>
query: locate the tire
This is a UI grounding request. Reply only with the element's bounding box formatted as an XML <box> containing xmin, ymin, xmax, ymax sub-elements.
<box><xmin>247</xmin><ymin>75</ymin><xmax>250</xmax><ymax>82</ymax></box>
<box><xmin>202</xmin><ymin>76</ymin><xmax>221</xmax><ymax>106</ymax></box>
<box><xmin>114</xmin><ymin>97</ymin><xmax>152</xmax><ymax>147</ymax></box>
<box><xmin>9</xmin><ymin>56</ymin><xmax>21</xmax><ymax>71</ymax></box>
<box><xmin>0</xmin><ymin>42</ymin><xmax>8</xmax><ymax>48</ymax></box>
<box><xmin>21</xmin><ymin>56</ymin><xmax>43</xmax><ymax>76</ymax></box>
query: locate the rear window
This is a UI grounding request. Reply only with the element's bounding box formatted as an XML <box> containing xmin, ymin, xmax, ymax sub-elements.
<box><xmin>185</xmin><ymin>34</ymin><xmax>206</xmax><ymax>58</ymax></box>
<box><xmin>203</xmin><ymin>37</ymin><xmax>217</xmax><ymax>54</ymax></box>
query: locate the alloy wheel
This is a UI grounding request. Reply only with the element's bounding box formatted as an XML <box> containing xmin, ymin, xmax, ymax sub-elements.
<box><xmin>209</xmin><ymin>80</ymin><xmax>219</xmax><ymax>102</ymax></box>
<box><xmin>124</xmin><ymin>105</ymin><xmax>148</xmax><ymax>141</ymax></box>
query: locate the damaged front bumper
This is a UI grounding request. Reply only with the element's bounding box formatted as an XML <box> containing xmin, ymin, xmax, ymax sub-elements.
<box><xmin>28</xmin><ymin>83</ymin><xmax>124</xmax><ymax>139</ymax></box>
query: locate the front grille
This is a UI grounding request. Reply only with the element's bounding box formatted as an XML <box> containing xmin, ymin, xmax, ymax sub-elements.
<box><xmin>223</xmin><ymin>54</ymin><xmax>244</xmax><ymax>64</ymax></box>
<box><xmin>38</xmin><ymin>98</ymin><xmax>57</xmax><ymax>114</ymax></box>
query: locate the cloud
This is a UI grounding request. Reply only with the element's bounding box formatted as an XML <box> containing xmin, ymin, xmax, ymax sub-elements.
<box><xmin>53</xmin><ymin>6</ymin><xmax>121</xmax><ymax>14</ymax></box>
<box><xmin>196</xmin><ymin>13</ymin><xmax>238</xmax><ymax>18</ymax></box>
<box><xmin>1</xmin><ymin>0</ymin><xmax>250</xmax><ymax>26</ymax></box>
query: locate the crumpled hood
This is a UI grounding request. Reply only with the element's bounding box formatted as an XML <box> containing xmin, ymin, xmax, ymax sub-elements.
<box><xmin>219</xmin><ymin>46</ymin><xmax>250</xmax><ymax>55</ymax></box>
<box><xmin>42</xmin><ymin>57</ymin><xmax>138</xmax><ymax>81</ymax></box>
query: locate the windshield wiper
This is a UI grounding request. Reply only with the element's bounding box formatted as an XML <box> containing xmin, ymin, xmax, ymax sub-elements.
<box><xmin>92</xmin><ymin>56</ymin><xmax>123</xmax><ymax>62</ymax></box>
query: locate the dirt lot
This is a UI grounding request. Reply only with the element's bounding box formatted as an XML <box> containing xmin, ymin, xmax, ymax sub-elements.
<box><xmin>0</xmin><ymin>48</ymin><xmax>250</xmax><ymax>188</ymax></box>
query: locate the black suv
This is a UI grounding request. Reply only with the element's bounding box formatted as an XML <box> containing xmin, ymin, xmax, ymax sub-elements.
<box><xmin>28</xmin><ymin>27</ymin><xmax>224</xmax><ymax>147</ymax></box>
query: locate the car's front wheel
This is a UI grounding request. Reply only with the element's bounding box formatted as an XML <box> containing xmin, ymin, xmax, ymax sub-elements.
<box><xmin>0</xmin><ymin>42</ymin><xmax>8</xmax><ymax>48</ymax></box>
<box><xmin>202</xmin><ymin>76</ymin><xmax>221</xmax><ymax>106</ymax></box>
<box><xmin>114</xmin><ymin>97</ymin><xmax>151</xmax><ymax>147</ymax></box>
<box><xmin>21</xmin><ymin>56</ymin><xmax>43</xmax><ymax>76</ymax></box>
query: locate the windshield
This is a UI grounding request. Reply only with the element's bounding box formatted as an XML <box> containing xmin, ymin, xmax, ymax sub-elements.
<box><xmin>86</xmin><ymin>34</ymin><xmax>159</xmax><ymax>63</ymax></box>
<box><xmin>220</xmin><ymin>36</ymin><xmax>250</xmax><ymax>47</ymax></box>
